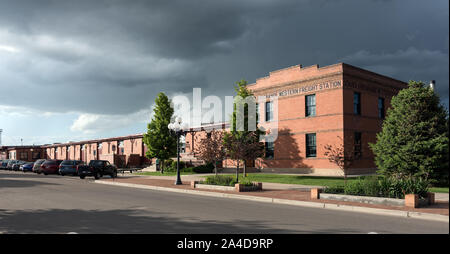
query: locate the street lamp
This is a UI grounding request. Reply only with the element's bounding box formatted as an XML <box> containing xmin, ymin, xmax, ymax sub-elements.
<box><xmin>168</xmin><ymin>117</ymin><xmax>189</xmax><ymax>185</ymax></box>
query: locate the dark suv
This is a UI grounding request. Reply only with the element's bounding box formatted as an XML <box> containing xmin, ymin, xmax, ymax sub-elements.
<box><xmin>77</xmin><ymin>160</ymin><xmax>118</xmax><ymax>179</ymax></box>
<box><xmin>59</xmin><ymin>160</ymin><xmax>85</xmax><ymax>176</ymax></box>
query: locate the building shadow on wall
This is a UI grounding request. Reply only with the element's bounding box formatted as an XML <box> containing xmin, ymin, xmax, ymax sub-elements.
<box><xmin>258</xmin><ymin>128</ymin><xmax>313</xmax><ymax>174</ymax></box>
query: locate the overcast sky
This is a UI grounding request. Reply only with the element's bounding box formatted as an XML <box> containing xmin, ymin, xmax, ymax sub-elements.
<box><xmin>0</xmin><ymin>0</ymin><xmax>448</xmax><ymax>145</ymax></box>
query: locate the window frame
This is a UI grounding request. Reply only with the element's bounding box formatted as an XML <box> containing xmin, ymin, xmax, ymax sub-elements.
<box><xmin>353</xmin><ymin>92</ymin><xmax>361</xmax><ymax>115</ymax></box>
<box><xmin>265</xmin><ymin>101</ymin><xmax>273</xmax><ymax>122</ymax></box>
<box><xmin>265</xmin><ymin>141</ymin><xmax>274</xmax><ymax>159</ymax></box>
<box><xmin>378</xmin><ymin>97</ymin><xmax>385</xmax><ymax>119</ymax></box>
<box><xmin>305</xmin><ymin>133</ymin><xmax>317</xmax><ymax>158</ymax></box>
<box><xmin>305</xmin><ymin>94</ymin><xmax>316</xmax><ymax>117</ymax></box>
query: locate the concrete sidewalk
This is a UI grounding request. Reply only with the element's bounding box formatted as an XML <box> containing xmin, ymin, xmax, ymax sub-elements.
<box><xmin>124</xmin><ymin>173</ymin><xmax>449</xmax><ymax>200</ymax></box>
<box><xmin>98</xmin><ymin>175</ymin><xmax>449</xmax><ymax>222</ymax></box>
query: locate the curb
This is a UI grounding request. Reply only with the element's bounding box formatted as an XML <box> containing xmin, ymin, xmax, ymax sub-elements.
<box><xmin>95</xmin><ymin>180</ymin><xmax>449</xmax><ymax>222</ymax></box>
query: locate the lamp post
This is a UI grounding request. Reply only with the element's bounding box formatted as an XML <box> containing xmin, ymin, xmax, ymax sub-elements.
<box><xmin>168</xmin><ymin>117</ymin><xmax>188</xmax><ymax>185</ymax></box>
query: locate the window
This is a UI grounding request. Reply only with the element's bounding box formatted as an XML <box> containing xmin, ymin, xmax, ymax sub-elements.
<box><xmin>93</xmin><ymin>150</ymin><xmax>97</xmax><ymax>156</ymax></box>
<box><xmin>305</xmin><ymin>94</ymin><xmax>316</xmax><ymax>117</ymax></box>
<box><xmin>265</xmin><ymin>141</ymin><xmax>274</xmax><ymax>159</ymax></box>
<box><xmin>354</xmin><ymin>132</ymin><xmax>362</xmax><ymax>159</ymax></box>
<box><xmin>265</xmin><ymin>101</ymin><xmax>273</xmax><ymax>122</ymax></box>
<box><xmin>353</xmin><ymin>92</ymin><xmax>361</xmax><ymax>115</ymax></box>
<box><xmin>306</xmin><ymin>134</ymin><xmax>316</xmax><ymax>158</ymax></box>
<box><xmin>378</xmin><ymin>97</ymin><xmax>385</xmax><ymax>119</ymax></box>
<box><xmin>256</xmin><ymin>103</ymin><xmax>259</xmax><ymax>124</ymax></box>
<box><xmin>20</xmin><ymin>152</ymin><xmax>28</xmax><ymax>160</ymax></box>
<box><xmin>32</xmin><ymin>152</ymin><xmax>40</xmax><ymax>160</ymax></box>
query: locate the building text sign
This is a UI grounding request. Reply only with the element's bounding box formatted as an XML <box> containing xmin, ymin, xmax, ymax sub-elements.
<box><xmin>265</xmin><ymin>80</ymin><xmax>342</xmax><ymax>98</ymax></box>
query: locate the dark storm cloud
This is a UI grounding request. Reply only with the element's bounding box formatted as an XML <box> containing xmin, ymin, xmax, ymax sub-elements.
<box><xmin>0</xmin><ymin>0</ymin><xmax>448</xmax><ymax>116</ymax></box>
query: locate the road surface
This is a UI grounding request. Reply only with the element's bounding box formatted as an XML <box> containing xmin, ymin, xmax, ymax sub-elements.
<box><xmin>0</xmin><ymin>171</ymin><xmax>448</xmax><ymax>234</ymax></box>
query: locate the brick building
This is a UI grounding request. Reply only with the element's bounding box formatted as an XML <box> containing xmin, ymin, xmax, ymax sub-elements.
<box><xmin>2</xmin><ymin>62</ymin><xmax>407</xmax><ymax>175</ymax></box>
<box><xmin>184</xmin><ymin>63</ymin><xmax>407</xmax><ymax>175</ymax></box>
<box><xmin>41</xmin><ymin>134</ymin><xmax>150</xmax><ymax>168</ymax></box>
<box><xmin>0</xmin><ymin>146</ymin><xmax>46</xmax><ymax>161</ymax></box>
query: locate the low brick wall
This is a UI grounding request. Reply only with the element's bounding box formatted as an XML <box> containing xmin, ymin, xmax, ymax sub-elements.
<box><xmin>235</xmin><ymin>183</ymin><xmax>263</xmax><ymax>192</ymax></box>
<box><xmin>191</xmin><ymin>181</ymin><xmax>263</xmax><ymax>192</ymax></box>
<box><xmin>312</xmin><ymin>188</ymin><xmax>435</xmax><ymax>208</ymax></box>
<box><xmin>320</xmin><ymin>193</ymin><xmax>405</xmax><ymax>207</ymax></box>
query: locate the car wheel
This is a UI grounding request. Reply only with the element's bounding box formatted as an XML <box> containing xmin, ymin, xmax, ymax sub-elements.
<box><xmin>111</xmin><ymin>171</ymin><xmax>117</xmax><ymax>178</ymax></box>
<box><xmin>94</xmin><ymin>173</ymin><xmax>100</xmax><ymax>180</ymax></box>
<box><xmin>80</xmin><ymin>175</ymin><xmax>85</xmax><ymax>179</ymax></box>
<box><xmin>44</xmin><ymin>172</ymin><xmax>48</xmax><ymax>175</ymax></box>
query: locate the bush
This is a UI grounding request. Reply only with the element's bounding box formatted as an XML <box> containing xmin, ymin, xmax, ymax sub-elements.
<box><xmin>323</xmin><ymin>185</ymin><xmax>345</xmax><ymax>194</ymax></box>
<box><xmin>163</xmin><ymin>159</ymin><xmax>174</xmax><ymax>171</ymax></box>
<box><xmin>192</xmin><ymin>163</ymin><xmax>215</xmax><ymax>173</ymax></box>
<box><xmin>381</xmin><ymin>177</ymin><xmax>430</xmax><ymax>199</ymax></box>
<box><xmin>323</xmin><ymin>176</ymin><xmax>430</xmax><ymax>199</ymax></box>
<box><xmin>239</xmin><ymin>178</ymin><xmax>257</xmax><ymax>187</ymax></box>
<box><xmin>164</xmin><ymin>160</ymin><xmax>187</xmax><ymax>172</ymax></box>
<box><xmin>203</xmin><ymin>175</ymin><xmax>237</xmax><ymax>186</ymax></box>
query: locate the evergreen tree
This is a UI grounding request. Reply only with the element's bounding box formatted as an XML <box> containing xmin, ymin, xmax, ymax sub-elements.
<box><xmin>143</xmin><ymin>92</ymin><xmax>177</xmax><ymax>173</ymax></box>
<box><xmin>370</xmin><ymin>81</ymin><xmax>449</xmax><ymax>185</ymax></box>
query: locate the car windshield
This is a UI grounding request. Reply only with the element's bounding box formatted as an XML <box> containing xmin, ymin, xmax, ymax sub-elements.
<box><xmin>90</xmin><ymin>161</ymin><xmax>104</xmax><ymax>166</ymax></box>
<box><xmin>61</xmin><ymin>160</ymin><xmax>75</xmax><ymax>165</ymax></box>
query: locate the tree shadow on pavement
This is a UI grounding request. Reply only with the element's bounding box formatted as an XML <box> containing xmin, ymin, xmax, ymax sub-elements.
<box><xmin>0</xmin><ymin>208</ymin><xmax>360</xmax><ymax>234</ymax></box>
<box><xmin>0</xmin><ymin>179</ymin><xmax>61</xmax><ymax>189</ymax></box>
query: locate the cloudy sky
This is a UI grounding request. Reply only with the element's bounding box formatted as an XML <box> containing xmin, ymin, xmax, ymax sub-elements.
<box><xmin>0</xmin><ymin>0</ymin><xmax>448</xmax><ymax>145</ymax></box>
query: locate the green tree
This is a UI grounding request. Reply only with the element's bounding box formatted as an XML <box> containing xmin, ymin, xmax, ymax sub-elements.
<box><xmin>370</xmin><ymin>81</ymin><xmax>449</xmax><ymax>185</ymax></box>
<box><xmin>223</xmin><ymin>80</ymin><xmax>264</xmax><ymax>182</ymax></box>
<box><xmin>143</xmin><ymin>92</ymin><xmax>177</xmax><ymax>174</ymax></box>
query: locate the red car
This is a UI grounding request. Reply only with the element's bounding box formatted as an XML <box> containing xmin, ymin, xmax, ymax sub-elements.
<box><xmin>40</xmin><ymin>160</ymin><xmax>63</xmax><ymax>175</ymax></box>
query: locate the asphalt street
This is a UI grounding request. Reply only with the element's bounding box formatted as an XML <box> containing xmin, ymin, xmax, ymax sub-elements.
<box><xmin>0</xmin><ymin>171</ymin><xmax>448</xmax><ymax>234</ymax></box>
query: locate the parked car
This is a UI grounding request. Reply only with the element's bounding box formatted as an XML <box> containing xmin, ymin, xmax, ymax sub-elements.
<box><xmin>40</xmin><ymin>160</ymin><xmax>63</xmax><ymax>175</ymax></box>
<box><xmin>20</xmin><ymin>162</ymin><xmax>34</xmax><ymax>172</ymax></box>
<box><xmin>0</xmin><ymin>160</ymin><xmax>10</xmax><ymax>169</ymax></box>
<box><xmin>77</xmin><ymin>160</ymin><xmax>118</xmax><ymax>179</ymax></box>
<box><xmin>12</xmin><ymin>161</ymin><xmax>27</xmax><ymax>171</ymax></box>
<box><xmin>6</xmin><ymin>160</ymin><xmax>19</xmax><ymax>170</ymax></box>
<box><xmin>59</xmin><ymin>160</ymin><xmax>85</xmax><ymax>176</ymax></box>
<box><xmin>33</xmin><ymin>159</ymin><xmax>46</xmax><ymax>174</ymax></box>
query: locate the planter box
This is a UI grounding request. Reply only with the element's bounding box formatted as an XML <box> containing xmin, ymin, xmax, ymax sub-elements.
<box><xmin>235</xmin><ymin>183</ymin><xmax>263</xmax><ymax>192</ymax></box>
<box><xmin>313</xmin><ymin>190</ymin><xmax>435</xmax><ymax>208</ymax></box>
<box><xmin>319</xmin><ymin>193</ymin><xmax>405</xmax><ymax>206</ymax></box>
<box><xmin>191</xmin><ymin>181</ymin><xmax>263</xmax><ymax>192</ymax></box>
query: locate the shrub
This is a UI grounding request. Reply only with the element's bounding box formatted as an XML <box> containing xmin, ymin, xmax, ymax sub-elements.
<box><xmin>164</xmin><ymin>160</ymin><xmax>187</xmax><ymax>172</ymax></box>
<box><xmin>181</xmin><ymin>167</ymin><xmax>194</xmax><ymax>173</ymax></box>
<box><xmin>203</xmin><ymin>175</ymin><xmax>237</xmax><ymax>186</ymax></box>
<box><xmin>323</xmin><ymin>176</ymin><xmax>430</xmax><ymax>199</ymax></box>
<box><xmin>192</xmin><ymin>163</ymin><xmax>215</xmax><ymax>173</ymax></box>
<box><xmin>382</xmin><ymin>177</ymin><xmax>430</xmax><ymax>199</ymax></box>
<box><xmin>239</xmin><ymin>178</ymin><xmax>257</xmax><ymax>187</ymax></box>
<box><xmin>164</xmin><ymin>159</ymin><xmax>174</xmax><ymax>170</ymax></box>
<box><xmin>323</xmin><ymin>185</ymin><xmax>345</xmax><ymax>194</ymax></box>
